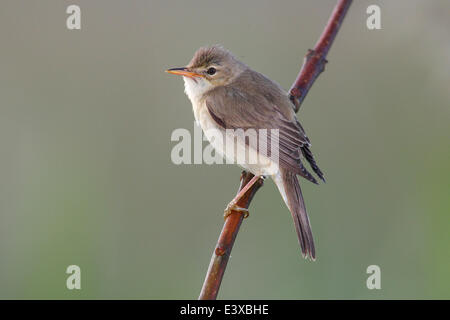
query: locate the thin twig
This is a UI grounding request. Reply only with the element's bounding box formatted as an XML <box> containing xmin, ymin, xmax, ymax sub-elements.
<box><xmin>289</xmin><ymin>0</ymin><xmax>353</xmax><ymax>112</ymax></box>
<box><xmin>198</xmin><ymin>0</ymin><xmax>353</xmax><ymax>300</ymax></box>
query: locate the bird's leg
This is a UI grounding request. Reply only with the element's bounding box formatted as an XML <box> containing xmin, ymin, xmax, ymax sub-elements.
<box><xmin>224</xmin><ymin>174</ymin><xmax>262</xmax><ymax>220</ymax></box>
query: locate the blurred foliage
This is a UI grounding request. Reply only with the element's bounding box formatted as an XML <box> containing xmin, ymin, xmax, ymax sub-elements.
<box><xmin>0</xmin><ymin>0</ymin><xmax>449</xmax><ymax>299</ymax></box>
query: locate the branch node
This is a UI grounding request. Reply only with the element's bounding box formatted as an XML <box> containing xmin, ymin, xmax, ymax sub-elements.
<box><xmin>215</xmin><ymin>246</ymin><xmax>226</xmax><ymax>256</ymax></box>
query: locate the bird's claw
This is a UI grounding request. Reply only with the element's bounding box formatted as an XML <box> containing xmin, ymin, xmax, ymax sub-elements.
<box><xmin>224</xmin><ymin>201</ymin><xmax>249</xmax><ymax>220</ymax></box>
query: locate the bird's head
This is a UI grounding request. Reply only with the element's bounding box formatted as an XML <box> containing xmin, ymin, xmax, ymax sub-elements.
<box><xmin>166</xmin><ymin>46</ymin><xmax>246</xmax><ymax>99</ymax></box>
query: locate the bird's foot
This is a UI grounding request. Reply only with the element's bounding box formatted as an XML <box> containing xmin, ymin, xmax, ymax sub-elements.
<box><xmin>224</xmin><ymin>200</ymin><xmax>249</xmax><ymax>220</ymax></box>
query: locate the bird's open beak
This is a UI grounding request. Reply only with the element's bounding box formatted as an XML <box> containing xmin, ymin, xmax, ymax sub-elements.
<box><xmin>166</xmin><ymin>67</ymin><xmax>204</xmax><ymax>78</ymax></box>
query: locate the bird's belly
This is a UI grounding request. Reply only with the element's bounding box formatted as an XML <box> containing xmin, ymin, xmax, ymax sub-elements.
<box><xmin>194</xmin><ymin>101</ymin><xmax>279</xmax><ymax>176</ymax></box>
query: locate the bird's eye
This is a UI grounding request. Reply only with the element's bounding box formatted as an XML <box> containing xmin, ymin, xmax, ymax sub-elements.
<box><xmin>206</xmin><ymin>67</ymin><xmax>216</xmax><ymax>75</ymax></box>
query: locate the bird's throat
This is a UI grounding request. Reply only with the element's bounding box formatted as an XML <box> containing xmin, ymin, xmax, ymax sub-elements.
<box><xmin>183</xmin><ymin>77</ymin><xmax>213</xmax><ymax>106</ymax></box>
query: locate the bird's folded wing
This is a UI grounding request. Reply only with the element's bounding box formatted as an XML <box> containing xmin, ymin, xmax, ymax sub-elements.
<box><xmin>204</xmin><ymin>82</ymin><xmax>313</xmax><ymax>178</ymax></box>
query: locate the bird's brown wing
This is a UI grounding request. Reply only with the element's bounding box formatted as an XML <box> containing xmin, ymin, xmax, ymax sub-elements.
<box><xmin>204</xmin><ymin>73</ymin><xmax>317</xmax><ymax>183</ymax></box>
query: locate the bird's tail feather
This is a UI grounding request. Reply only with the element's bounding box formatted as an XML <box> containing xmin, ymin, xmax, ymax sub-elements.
<box><xmin>273</xmin><ymin>169</ymin><xmax>315</xmax><ymax>260</ymax></box>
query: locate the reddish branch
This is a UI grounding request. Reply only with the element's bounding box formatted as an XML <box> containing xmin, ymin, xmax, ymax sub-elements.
<box><xmin>289</xmin><ymin>0</ymin><xmax>353</xmax><ymax>112</ymax></box>
<box><xmin>198</xmin><ymin>172</ymin><xmax>263</xmax><ymax>300</ymax></box>
<box><xmin>198</xmin><ymin>0</ymin><xmax>352</xmax><ymax>300</ymax></box>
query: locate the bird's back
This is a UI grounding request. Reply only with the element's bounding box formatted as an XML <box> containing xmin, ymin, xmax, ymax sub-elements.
<box><xmin>224</xmin><ymin>69</ymin><xmax>297</xmax><ymax>122</ymax></box>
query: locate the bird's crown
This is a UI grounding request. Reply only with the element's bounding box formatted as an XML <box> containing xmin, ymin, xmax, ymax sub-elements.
<box><xmin>188</xmin><ymin>45</ymin><xmax>235</xmax><ymax>68</ymax></box>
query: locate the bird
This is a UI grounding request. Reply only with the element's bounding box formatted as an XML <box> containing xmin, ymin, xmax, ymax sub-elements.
<box><xmin>166</xmin><ymin>46</ymin><xmax>324</xmax><ymax>260</ymax></box>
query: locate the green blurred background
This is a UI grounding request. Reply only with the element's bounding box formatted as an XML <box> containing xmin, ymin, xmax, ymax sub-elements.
<box><xmin>0</xmin><ymin>0</ymin><xmax>449</xmax><ymax>299</ymax></box>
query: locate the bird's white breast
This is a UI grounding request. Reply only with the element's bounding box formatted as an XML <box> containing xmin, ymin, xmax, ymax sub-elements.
<box><xmin>184</xmin><ymin>77</ymin><xmax>225</xmax><ymax>152</ymax></box>
<box><xmin>183</xmin><ymin>77</ymin><xmax>213</xmax><ymax>122</ymax></box>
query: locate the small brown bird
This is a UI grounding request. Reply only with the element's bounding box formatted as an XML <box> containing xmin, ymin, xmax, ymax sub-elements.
<box><xmin>167</xmin><ymin>46</ymin><xmax>324</xmax><ymax>260</ymax></box>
